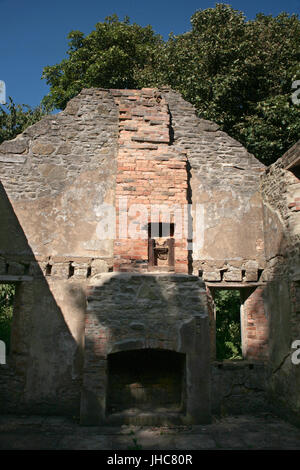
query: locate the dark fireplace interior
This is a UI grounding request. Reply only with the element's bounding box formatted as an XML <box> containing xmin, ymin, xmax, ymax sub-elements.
<box><xmin>106</xmin><ymin>349</ymin><xmax>186</xmax><ymax>417</ymax></box>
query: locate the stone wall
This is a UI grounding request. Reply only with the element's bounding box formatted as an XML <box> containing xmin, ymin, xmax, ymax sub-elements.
<box><xmin>0</xmin><ymin>277</ymin><xmax>86</xmax><ymax>415</ymax></box>
<box><xmin>0</xmin><ymin>86</ymin><xmax>267</xmax><ymax>279</ymax></box>
<box><xmin>211</xmin><ymin>361</ymin><xmax>269</xmax><ymax>415</ymax></box>
<box><xmin>0</xmin><ymin>89</ymin><xmax>119</xmax><ymax>414</ymax></box>
<box><xmin>261</xmin><ymin>140</ymin><xmax>300</xmax><ymax>423</ymax></box>
<box><xmin>0</xmin><ymin>88</ymin><xmax>118</xmax><ymax>264</ymax></box>
<box><xmin>0</xmin><ymin>87</ymin><xmax>279</xmax><ymax>419</ymax></box>
<box><xmin>161</xmin><ymin>88</ymin><xmax>266</xmax><ymax>282</ymax></box>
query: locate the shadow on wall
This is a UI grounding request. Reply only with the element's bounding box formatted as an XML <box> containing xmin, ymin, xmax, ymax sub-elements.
<box><xmin>1</xmin><ymin>168</ymin><xmax>299</xmax><ymax>424</ymax></box>
<box><xmin>0</xmin><ymin>181</ymin><xmax>86</xmax><ymax>416</ymax></box>
<box><xmin>0</xmin><ymin>179</ymin><xmax>211</xmax><ymax>423</ymax></box>
<box><xmin>263</xmin><ymin>231</ymin><xmax>300</xmax><ymax>426</ymax></box>
<box><xmin>80</xmin><ymin>271</ymin><xmax>211</xmax><ymax>425</ymax></box>
<box><xmin>259</xmin><ymin>162</ymin><xmax>300</xmax><ymax>424</ymax></box>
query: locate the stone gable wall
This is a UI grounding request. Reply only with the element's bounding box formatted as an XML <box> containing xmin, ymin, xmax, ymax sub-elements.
<box><xmin>0</xmin><ymin>87</ymin><xmax>266</xmax><ymax>278</ymax></box>
<box><xmin>0</xmin><ymin>87</ymin><xmax>275</xmax><ymax>418</ymax></box>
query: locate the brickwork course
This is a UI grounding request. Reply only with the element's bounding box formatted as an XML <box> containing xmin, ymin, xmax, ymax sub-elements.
<box><xmin>113</xmin><ymin>89</ymin><xmax>188</xmax><ymax>273</ymax></box>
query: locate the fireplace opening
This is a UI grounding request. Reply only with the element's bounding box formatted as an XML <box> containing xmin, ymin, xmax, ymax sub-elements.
<box><xmin>106</xmin><ymin>349</ymin><xmax>186</xmax><ymax>418</ymax></box>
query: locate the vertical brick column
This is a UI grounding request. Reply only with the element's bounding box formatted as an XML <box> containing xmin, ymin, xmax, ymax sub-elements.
<box><xmin>112</xmin><ymin>89</ymin><xmax>189</xmax><ymax>273</ymax></box>
<box><xmin>241</xmin><ymin>287</ymin><xmax>269</xmax><ymax>360</ymax></box>
<box><xmin>206</xmin><ymin>286</ymin><xmax>217</xmax><ymax>360</ymax></box>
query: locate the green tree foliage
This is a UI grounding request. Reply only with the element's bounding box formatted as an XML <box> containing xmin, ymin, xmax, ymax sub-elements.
<box><xmin>137</xmin><ymin>4</ymin><xmax>300</xmax><ymax>165</ymax></box>
<box><xmin>214</xmin><ymin>289</ymin><xmax>242</xmax><ymax>361</ymax></box>
<box><xmin>41</xmin><ymin>14</ymin><xmax>163</xmax><ymax>110</ymax></box>
<box><xmin>3</xmin><ymin>6</ymin><xmax>300</xmax><ymax>164</ymax></box>
<box><xmin>0</xmin><ymin>284</ymin><xmax>15</xmax><ymax>353</ymax></box>
<box><xmin>0</xmin><ymin>97</ymin><xmax>47</xmax><ymax>145</ymax></box>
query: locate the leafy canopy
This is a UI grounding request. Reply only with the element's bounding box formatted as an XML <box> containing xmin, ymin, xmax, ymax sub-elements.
<box><xmin>41</xmin><ymin>14</ymin><xmax>163</xmax><ymax>110</ymax></box>
<box><xmin>1</xmin><ymin>6</ymin><xmax>300</xmax><ymax>165</ymax></box>
<box><xmin>137</xmin><ymin>4</ymin><xmax>300</xmax><ymax>165</ymax></box>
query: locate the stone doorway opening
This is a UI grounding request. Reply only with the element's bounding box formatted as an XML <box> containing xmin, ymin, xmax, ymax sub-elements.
<box><xmin>106</xmin><ymin>348</ymin><xmax>186</xmax><ymax>424</ymax></box>
<box><xmin>208</xmin><ymin>288</ymin><xmax>242</xmax><ymax>361</ymax></box>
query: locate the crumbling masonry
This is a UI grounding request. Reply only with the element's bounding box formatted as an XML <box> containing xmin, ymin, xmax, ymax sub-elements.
<box><xmin>0</xmin><ymin>88</ymin><xmax>299</xmax><ymax>424</ymax></box>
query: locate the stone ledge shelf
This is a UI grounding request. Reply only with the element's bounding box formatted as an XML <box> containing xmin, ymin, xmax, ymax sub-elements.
<box><xmin>205</xmin><ymin>282</ymin><xmax>265</xmax><ymax>288</ymax></box>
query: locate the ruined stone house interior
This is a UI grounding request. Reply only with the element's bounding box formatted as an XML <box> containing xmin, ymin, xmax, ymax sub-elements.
<box><xmin>0</xmin><ymin>87</ymin><xmax>299</xmax><ymax>425</ymax></box>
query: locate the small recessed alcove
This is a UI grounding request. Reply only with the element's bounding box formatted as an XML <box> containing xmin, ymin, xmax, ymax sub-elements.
<box><xmin>147</xmin><ymin>222</ymin><xmax>175</xmax><ymax>270</ymax></box>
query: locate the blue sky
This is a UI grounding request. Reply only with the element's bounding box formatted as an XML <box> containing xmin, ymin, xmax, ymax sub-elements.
<box><xmin>0</xmin><ymin>0</ymin><xmax>299</xmax><ymax>108</ymax></box>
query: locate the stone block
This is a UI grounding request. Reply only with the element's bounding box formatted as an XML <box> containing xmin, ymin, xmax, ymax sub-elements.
<box><xmin>203</xmin><ymin>271</ymin><xmax>221</xmax><ymax>282</ymax></box>
<box><xmin>223</xmin><ymin>269</ymin><xmax>242</xmax><ymax>282</ymax></box>
<box><xmin>0</xmin><ymin>155</ymin><xmax>27</xmax><ymax>163</ymax></box>
<box><xmin>245</xmin><ymin>269</ymin><xmax>258</xmax><ymax>282</ymax></box>
<box><xmin>51</xmin><ymin>263</ymin><xmax>69</xmax><ymax>278</ymax></box>
<box><xmin>260</xmin><ymin>270</ymin><xmax>270</xmax><ymax>282</ymax></box>
<box><xmin>56</xmin><ymin>143</ymin><xmax>72</xmax><ymax>155</ymax></box>
<box><xmin>73</xmin><ymin>267</ymin><xmax>89</xmax><ymax>278</ymax></box>
<box><xmin>7</xmin><ymin>262</ymin><xmax>24</xmax><ymax>275</ymax></box>
<box><xmin>31</xmin><ymin>141</ymin><xmax>55</xmax><ymax>155</ymax></box>
<box><xmin>91</xmin><ymin>259</ymin><xmax>109</xmax><ymax>275</ymax></box>
<box><xmin>65</xmin><ymin>100</ymin><xmax>79</xmax><ymax>115</ymax></box>
<box><xmin>0</xmin><ymin>258</ymin><xmax>6</xmax><ymax>275</ymax></box>
<box><xmin>0</xmin><ymin>138</ymin><xmax>28</xmax><ymax>154</ymax></box>
<box><xmin>244</xmin><ymin>260</ymin><xmax>259</xmax><ymax>270</ymax></box>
